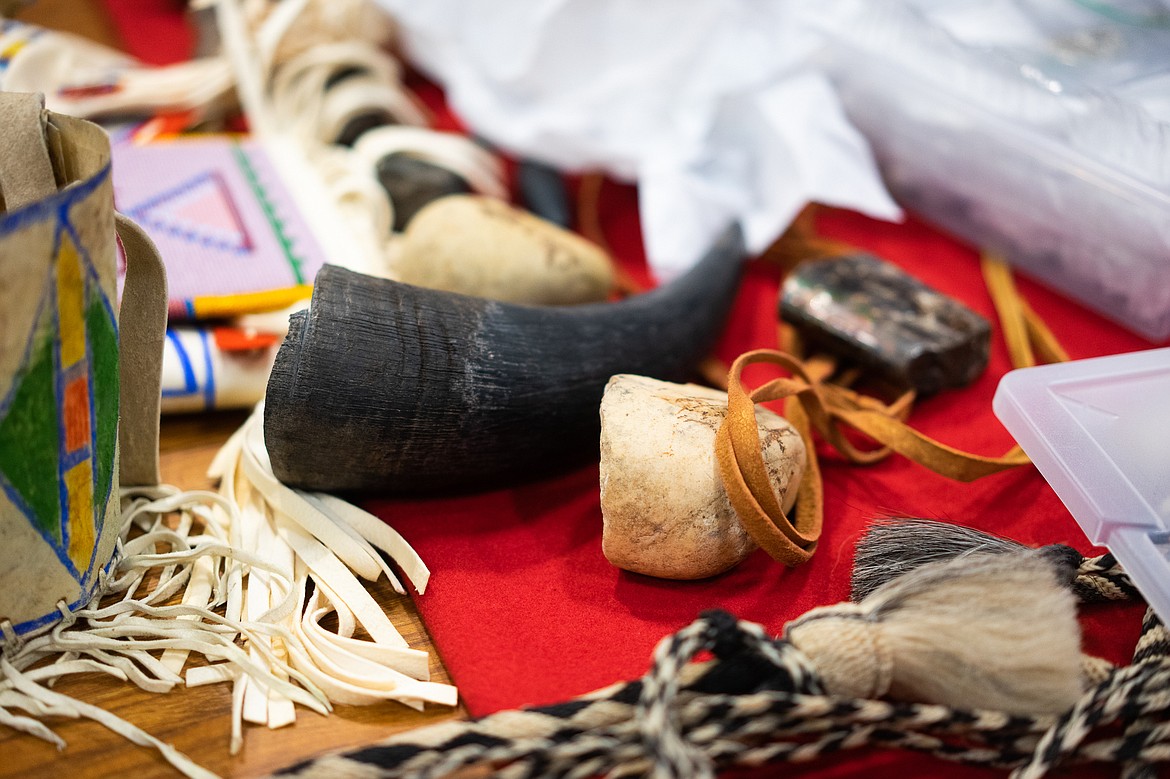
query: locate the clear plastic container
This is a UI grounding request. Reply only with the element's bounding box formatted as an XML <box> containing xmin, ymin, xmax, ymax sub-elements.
<box><xmin>824</xmin><ymin>0</ymin><xmax>1170</xmax><ymax>341</ymax></box>
<box><xmin>994</xmin><ymin>347</ymin><xmax>1170</xmax><ymax>624</ymax></box>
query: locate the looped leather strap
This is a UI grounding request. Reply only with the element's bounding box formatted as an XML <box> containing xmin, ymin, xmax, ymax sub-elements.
<box><xmin>115</xmin><ymin>214</ymin><xmax>168</xmax><ymax>487</ymax></box>
<box><xmin>716</xmin><ymin>349</ymin><xmax>1033</xmax><ymax>567</ymax></box>
<box><xmin>715</xmin><ymin>350</ymin><xmax>827</xmax><ymax>567</ymax></box>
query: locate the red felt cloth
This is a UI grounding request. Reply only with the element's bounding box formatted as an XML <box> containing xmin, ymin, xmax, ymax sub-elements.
<box><xmin>369</xmin><ymin>204</ymin><xmax>1155</xmax><ymax>779</ymax></box>
<box><xmin>369</xmin><ymin>200</ymin><xmax>1156</xmax><ymax>709</ymax></box>
<box><xmin>104</xmin><ymin>0</ymin><xmax>192</xmax><ymax>64</ymax></box>
<box><xmin>106</xmin><ymin>6</ymin><xmax>1162</xmax><ymax>776</ymax></box>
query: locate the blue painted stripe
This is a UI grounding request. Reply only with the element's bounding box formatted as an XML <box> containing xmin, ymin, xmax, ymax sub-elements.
<box><xmin>200</xmin><ymin>328</ymin><xmax>216</xmax><ymax>409</ymax></box>
<box><xmin>65</xmin><ymin>216</ymin><xmax>118</xmax><ymax>338</ymax></box>
<box><xmin>60</xmin><ymin>449</ymin><xmax>91</xmax><ymax>471</ymax></box>
<box><xmin>0</xmin><ymin>461</ymin><xmax>81</xmax><ymax>583</ymax></box>
<box><xmin>8</xmin><ymin>555</ymin><xmax>117</xmax><ymax>637</ymax></box>
<box><xmin>0</xmin><ymin>162</ymin><xmax>110</xmax><ymax>235</ymax></box>
<box><xmin>160</xmin><ymin>328</ymin><xmax>198</xmax><ymax>398</ymax></box>
<box><xmin>0</xmin><ymin>276</ymin><xmax>51</xmax><ymax>420</ymax></box>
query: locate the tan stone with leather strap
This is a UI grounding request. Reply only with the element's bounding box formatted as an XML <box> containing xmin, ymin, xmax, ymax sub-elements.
<box><xmin>600</xmin><ymin>374</ymin><xmax>804</xmax><ymax>579</ymax></box>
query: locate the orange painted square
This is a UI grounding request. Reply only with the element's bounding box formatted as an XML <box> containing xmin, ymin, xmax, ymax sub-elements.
<box><xmin>63</xmin><ymin>375</ymin><xmax>91</xmax><ymax>453</ymax></box>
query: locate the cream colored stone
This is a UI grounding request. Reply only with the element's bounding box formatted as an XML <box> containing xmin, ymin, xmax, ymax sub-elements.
<box><xmin>599</xmin><ymin>374</ymin><xmax>805</xmax><ymax>580</ymax></box>
<box><xmin>395</xmin><ymin>194</ymin><xmax>614</xmax><ymax>304</ymax></box>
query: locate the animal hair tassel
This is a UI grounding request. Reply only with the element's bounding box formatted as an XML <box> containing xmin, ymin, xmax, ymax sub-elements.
<box><xmin>273</xmin><ymin>553</ymin><xmax>1092</xmax><ymax>779</ymax></box>
<box><xmin>787</xmin><ymin>552</ymin><xmax>1083</xmax><ymax>714</ymax></box>
<box><xmin>850</xmin><ymin>517</ymin><xmax>1139</xmax><ymax>604</ymax></box>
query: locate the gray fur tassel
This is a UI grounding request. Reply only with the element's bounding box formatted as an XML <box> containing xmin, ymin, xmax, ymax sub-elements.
<box><xmin>850</xmin><ymin>517</ymin><xmax>1082</xmax><ymax>602</ymax></box>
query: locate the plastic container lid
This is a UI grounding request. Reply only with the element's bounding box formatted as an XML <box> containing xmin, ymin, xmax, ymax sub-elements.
<box><xmin>994</xmin><ymin>347</ymin><xmax>1170</xmax><ymax>624</ymax></box>
<box><xmin>825</xmin><ymin>0</ymin><xmax>1170</xmax><ymax>340</ymax></box>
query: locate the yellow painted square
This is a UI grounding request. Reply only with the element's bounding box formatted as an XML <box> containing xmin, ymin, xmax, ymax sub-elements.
<box><xmin>56</xmin><ymin>236</ymin><xmax>87</xmax><ymax>367</ymax></box>
<box><xmin>65</xmin><ymin>460</ymin><xmax>96</xmax><ymax>570</ymax></box>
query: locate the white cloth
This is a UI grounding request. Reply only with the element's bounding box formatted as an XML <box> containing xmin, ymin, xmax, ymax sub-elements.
<box><xmin>375</xmin><ymin>0</ymin><xmax>901</xmax><ymax>278</ymax></box>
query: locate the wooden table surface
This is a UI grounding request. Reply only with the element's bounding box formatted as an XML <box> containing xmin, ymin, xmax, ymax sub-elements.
<box><xmin>2</xmin><ymin>4</ymin><xmax>464</xmax><ymax>776</ymax></box>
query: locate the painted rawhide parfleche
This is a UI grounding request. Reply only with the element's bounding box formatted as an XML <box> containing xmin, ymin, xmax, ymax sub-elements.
<box><xmin>0</xmin><ymin>97</ymin><xmax>124</xmax><ymax>638</ymax></box>
<box><xmin>264</xmin><ymin>225</ymin><xmax>746</xmax><ymax>493</ymax></box>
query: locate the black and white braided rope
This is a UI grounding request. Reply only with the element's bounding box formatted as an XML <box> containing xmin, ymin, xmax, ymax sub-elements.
<box><xmin>1072</xmin><ymin>553</ymin><xmax>1141</xmax><ymax>603</ymax></box>
<box><xmin>276</xmin><ymin>573</ymin><xmax>1168</xmax><ymax>779</ymax></box>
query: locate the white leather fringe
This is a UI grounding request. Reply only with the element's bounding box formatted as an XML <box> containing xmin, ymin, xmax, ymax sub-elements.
<box><xmin>0</xmin><ymin>405</ymin><xmax>453</xmax><ymax>778</ymax></box>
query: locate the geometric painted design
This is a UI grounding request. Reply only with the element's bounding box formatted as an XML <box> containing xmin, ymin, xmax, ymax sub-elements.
<box><xmin>110</xmin><ymin>139</ymin><xmax>331</xmax><ymax>321</ymax></box>
<box><xmin>127</xmin><ymin>170</ymin><xmax>254</xmax><ymax>255</ymax></box>
<box><xmin>63</xmin><ymin>374</ymin><xmax>92</xmax><ymax>452</ymax></box>
<box><xmin>0</xmin><ymin>223</ymin><xmax>118</xmax><ymax>583</ymax></box>
<box><xmin>88</xmin><ymin>274</ymin><xmax>118</xmax><ymax>523</ymax></box>
<box><xmin>0</xmin><ymin>294</ymin><xmax>60</xmax><ymax>541</ymax></box>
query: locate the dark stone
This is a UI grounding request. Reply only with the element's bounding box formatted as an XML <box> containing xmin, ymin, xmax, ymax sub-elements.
<box><xmin>333</xmin><ymin>111</ymin><xmax>394</xmax><ymax>147</ymax></box>
<box><xmin>517</xmin><ymin>158</ymin><xmax>571</xmax><ymax>228</ymax></box>
<box><xmin>375</xmin><ymin>152</ymin><xmax>471</xmax><ymax>232</ymax></box>
<box><xmin>779</xmin><ymin>254</ymin><xmax>990</xmax><ymax>394</ymax></box>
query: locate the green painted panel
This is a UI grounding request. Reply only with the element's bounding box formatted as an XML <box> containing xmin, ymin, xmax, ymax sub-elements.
<box><xmin>87</xmin><ymin>287</ymin><xmax>118</xmax><ymax>510</ymax></box>
<box><xmin>0</xmin><ymin>321</ymin><xmax>62</xmax><ymax>541</ymax></box>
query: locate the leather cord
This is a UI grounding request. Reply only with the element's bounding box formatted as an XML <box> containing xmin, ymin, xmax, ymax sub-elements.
<box><xmin>716</xmin><ymin>237</ymin><xmax>1071</xmax><ymax>567</ymax></box>
<box><xmin>716</xmin><ymin>344</ymin><xmax>1034</xmax><ymax>566</ymax></box>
